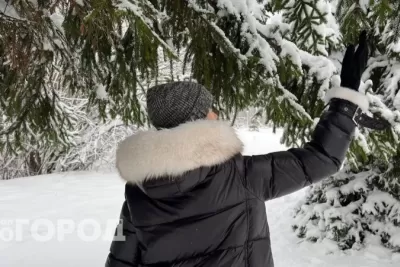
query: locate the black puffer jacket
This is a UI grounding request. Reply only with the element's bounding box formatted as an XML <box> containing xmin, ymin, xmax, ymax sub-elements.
<box><xmin>106</xmin><ymin>88</ymin><xmax>367</xmax><ymax>267</ymax></box>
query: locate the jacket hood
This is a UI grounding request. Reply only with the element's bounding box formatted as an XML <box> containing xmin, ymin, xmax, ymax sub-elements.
<box><xmin>116</xmin><ymin>120</ymin><xmax>243</xmax><ymax>185</ymax></box>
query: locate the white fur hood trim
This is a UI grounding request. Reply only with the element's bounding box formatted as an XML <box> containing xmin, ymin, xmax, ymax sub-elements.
<box><xmin>116</xmin><ymin>120</ymin><xmax>243</xmax><ymax>184</ymax></box>
<box><xmin>324</xmin><ymin>87</ymin><xmax>369</xmax><ymax>112</ymax></box>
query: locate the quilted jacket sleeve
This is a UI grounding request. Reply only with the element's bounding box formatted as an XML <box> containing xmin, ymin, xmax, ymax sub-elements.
<box><xmin>105</xmin><ymin>200</ymin><xmax>139</xmax><ymax>267</ymax></box>
<box><xmin>242</xmin><ymin>88</ymin><xmax>366</xmax><ymax>201</ymax></box>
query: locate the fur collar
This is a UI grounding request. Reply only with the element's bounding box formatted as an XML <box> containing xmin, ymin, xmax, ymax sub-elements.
<box><xmin>116</xmin><ymin>120</ymin><xmax>243</xmax><ymax>184</ymax></box>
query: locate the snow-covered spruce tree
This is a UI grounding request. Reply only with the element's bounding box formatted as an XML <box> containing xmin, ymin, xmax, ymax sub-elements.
<box><xmin>1</xmin><ymin>0</ymin><xmax>312</xmax><ymax>152</ymax></box>
<box><xmin>291</xmin><ymin>0</ymin><xmax>400</xmax><ymax>254</ymax></box>
<box><xmin>0</xmin><ymin>0</ymin><xmax>163</xmax><ymax>158</ymax></box>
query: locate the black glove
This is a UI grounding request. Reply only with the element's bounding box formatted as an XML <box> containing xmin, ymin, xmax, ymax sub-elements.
<box><xmin>340</xmin><ymin>31</ymin><xmax>369</xmax><ymax>91</ymax></box>
<box><xmin>334</xmin><ymin>31</ymin><xmax>390</xmax><ymax>130</ymax></box>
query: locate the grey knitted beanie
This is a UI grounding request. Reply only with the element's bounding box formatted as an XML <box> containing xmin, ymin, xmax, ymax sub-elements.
<box><xmin>146</xmin><ymin>81</ymin><xmax>214</xmax><ymax>129</ymax></box>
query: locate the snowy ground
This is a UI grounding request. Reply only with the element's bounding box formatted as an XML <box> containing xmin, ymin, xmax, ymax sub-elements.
<box><xmin>0</xmin><ymin>129</ymin><xmax>399</xmax><ymax>266</ymax></box>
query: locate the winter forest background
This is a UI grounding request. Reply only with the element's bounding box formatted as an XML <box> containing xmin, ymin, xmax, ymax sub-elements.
<box><xmin>1</xmin><ymin>0</ymin><xmax>400</xmax><ymax>258</ymax></box>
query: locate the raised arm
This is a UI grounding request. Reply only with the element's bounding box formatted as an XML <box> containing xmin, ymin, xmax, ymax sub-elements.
<box><xmin>243</xmin><ymin>96</ymin><xmax>363</xmax><ymax>200</ymax></box>
<box><xmin>241</xmin><ymin>32</ymin><xmax>370</xmax><ymax>201</ymax></box>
